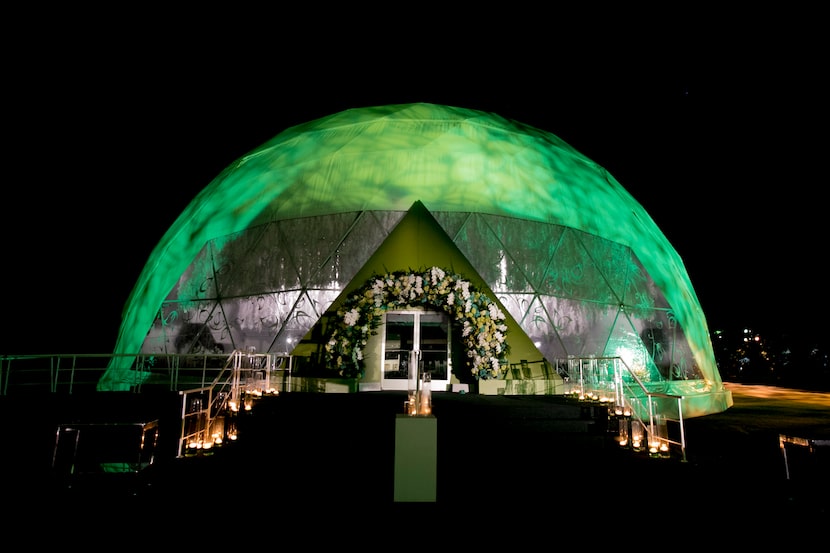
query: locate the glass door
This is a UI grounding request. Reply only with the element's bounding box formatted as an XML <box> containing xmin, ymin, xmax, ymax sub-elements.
<box><xmin>382</xmin><ymin>310</ymin><xmax>450</xmax><ymax>391</ymax></box>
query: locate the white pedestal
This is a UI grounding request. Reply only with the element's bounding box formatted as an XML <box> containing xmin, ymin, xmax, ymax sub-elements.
<box><xmin>393</xmin><ymin>414</ymin><xmax>437</xmax><ymax>502</ymax></box>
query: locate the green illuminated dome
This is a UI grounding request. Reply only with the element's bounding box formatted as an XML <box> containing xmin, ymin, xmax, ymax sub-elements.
<box><xmin>101</xmin><ymin>103</ymin><xmax>731</xmax><ymax>416</ymax></box>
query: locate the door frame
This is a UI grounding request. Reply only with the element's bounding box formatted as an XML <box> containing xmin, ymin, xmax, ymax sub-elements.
<box><xmin>380</xmin><ymin>309</ymin><xmax>451</xmax><ymax>391</ymax></box>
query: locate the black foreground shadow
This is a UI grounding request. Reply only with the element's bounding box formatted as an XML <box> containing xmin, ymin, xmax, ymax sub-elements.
<box><xmin>1</xmin><ymin>385</ymin><xmax>827</xmax><ymax>538</ymax></box>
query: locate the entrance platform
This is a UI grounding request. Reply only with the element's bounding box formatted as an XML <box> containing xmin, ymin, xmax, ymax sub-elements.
<box><xmin>1</xmin><ymin>384</ymin><xmax>827</xmax><ymax>537</ymax></box>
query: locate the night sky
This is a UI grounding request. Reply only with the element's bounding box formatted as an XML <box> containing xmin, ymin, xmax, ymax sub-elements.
<box><xmin>2</xmin><ymin>14</ymin><xmax>825</xmax><ymax>355</ymax></box>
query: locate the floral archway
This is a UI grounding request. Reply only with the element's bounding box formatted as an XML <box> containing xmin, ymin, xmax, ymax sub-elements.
<box><xmin>324</xmin><ymin>266</ymin><xmax>510</xmax><ymax>380</ymax></box>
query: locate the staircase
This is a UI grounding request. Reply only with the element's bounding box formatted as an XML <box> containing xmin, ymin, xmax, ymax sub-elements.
<box><xmin>179</xmin><ymin>353</ymin><xmax>689</xmax><ymax>466</ymax></box>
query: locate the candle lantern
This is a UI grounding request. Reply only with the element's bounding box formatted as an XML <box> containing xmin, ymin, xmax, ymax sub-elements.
<box><xmin>561</xmin><ymin>377</ymin><xmax>572</xmax><ymax>396</ymax></box>
<box><xmin>649</xmin><ymin>414</ymin><xmax>669</xmax><ymax>458</ymax></box>
<box><xmin>405</xmin><ymin>350</ymin><xmax>433</xmax><ymax>416</ymax></box>
<box><xmin>418</xmin><ymin>372</ymin><xmax>432</xmax><ymax>415</ymax></box>
<box><xmin>185</xmin><ymin>441</ymin><xmax>202</xmax><ymax>457</ymax></box>
<box><xmin>654</xmin><ymin>414</ymin><xmax>671</xmax><ymax>458</ymax></box>
<box><xmin>406</xmin><ymin>350</ymin><xmax>421</xmax><ymax>416</ymax></box>
<box><xmin>618</xmin><ymin>417</ymin><xmax>631</xmax><ymax>448</ymax></box>
<box><xmin>630</xmin><ymin>420</ymin><xmax>645</xmax><ymax>452</ymax></box>
<box><xmin>209</xmin><ymin>416</ymin><xmax>225</xmax><ymax>442</ymax></box>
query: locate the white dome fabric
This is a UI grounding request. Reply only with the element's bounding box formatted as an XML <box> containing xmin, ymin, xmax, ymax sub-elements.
<box><xmin>100</xmin><ymin>103</ymin><xmax>731</xmax><ymax>416</ymax></box>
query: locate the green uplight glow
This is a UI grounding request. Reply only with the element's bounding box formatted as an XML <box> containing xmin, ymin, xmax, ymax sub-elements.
<box><xmin>99</xmin><ymin>103</ymin><xmax>729</xmax><ymax>415</ymax></box>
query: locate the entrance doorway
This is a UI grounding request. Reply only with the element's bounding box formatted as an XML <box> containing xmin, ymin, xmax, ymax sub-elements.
<box><xmin>381</xmin><ymin>310</ymin><xmax>450</xmax><ymax>391</ymax></box>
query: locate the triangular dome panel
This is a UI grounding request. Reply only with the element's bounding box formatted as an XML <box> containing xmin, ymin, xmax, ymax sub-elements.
<box><xmin>99</xmin><ymin>103</ymin><xmax>731</xmax><ymax>416</ymax></box>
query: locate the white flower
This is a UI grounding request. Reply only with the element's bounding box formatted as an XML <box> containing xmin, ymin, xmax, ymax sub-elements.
<box><xmin>344</xmin><ymin>308</ymin><xmax>360</xmax><ymax>326</ymax></box>
<box><xmin>459</xmin><ymin>281</ymin><xmax>470</xmax><ymax>300</ymax></box>
<box><xmin>488</xmin><ymin>303</ymin><xmax>503</xmax><ymax>320</ymax></box>
<box><xmin>372</xmin><ymin>279</ymin><xmax>384</xmax><ymax>296</ymax></box>
<box><xmin>430</xmin><ymin>267</ymin><xmax>445</xmax><ymax>285</ymax></box>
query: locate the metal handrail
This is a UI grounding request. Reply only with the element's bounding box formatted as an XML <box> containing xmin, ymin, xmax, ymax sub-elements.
<box><xmin>0</xmin><ymin>352</ymin><xmax>249</xmax><ymax>395</ymax></box>
<box><xmin>0</xmin><ymin>351</ymin><xmax>293</xmax><ymax>457</ymax></box>
<box><xmin>561</xmin><ymin>355</ymin><xmax>687</xmax><ymax>461</ymax></box>
<box><xmin>177</xmin><ymin>350</ymin><xmax>292</xmax><ymax>457</ymax></box>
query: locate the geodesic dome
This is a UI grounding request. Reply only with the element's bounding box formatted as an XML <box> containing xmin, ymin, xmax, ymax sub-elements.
<box><xmin>99</xmin><ymin>102</ymin><xmax>732</xmax><ymax>416</ymax></box>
